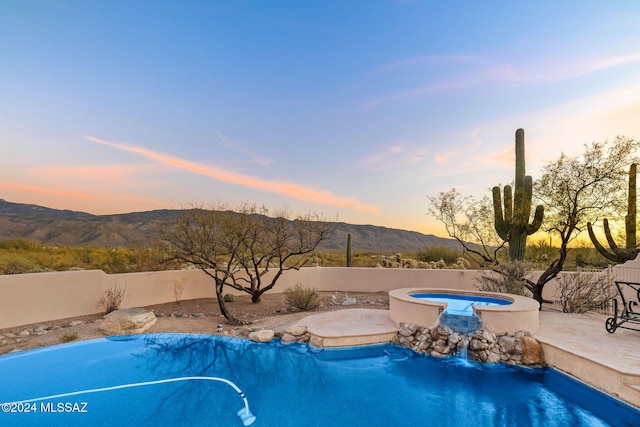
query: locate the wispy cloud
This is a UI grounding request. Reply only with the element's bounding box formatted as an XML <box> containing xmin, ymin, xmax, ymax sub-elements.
<box><xmin>365</xmin><ymin>52</ymin><xmax>640</xmax><ymax>109</ymax></box>
<box><xmin>86</xmin><ymin>136</ymin><xmax>380</xmax><ymax>214</ymax></box>
<box><xmin>363</xmin><ymin>80</ymin><xmax>469</xmax><ymax>110</ymax></box>
<box><xmin>434</xmin><ymin>150</ymin><xmax>458</xmax><ymax>164</ymax></box>
<box><xmin>495</xmin><ymin>53</ymin><xmax>640</xmax><ymax>85</ymax></box>
<box><xmin>31</xmin><ymin>164</ymin><xmax>165</xmax><ymax>186</ymax></box>
<box><xmin>368</xmin><ymin>54</ymin><xmax>481</xmax><ymax>75</ymax></box>
<box><xmin>474</xmin><ymin>145</ymin><xmax>514</xmax><ymax>169</ymax></box>
<box><xmin>362</xmin><ymin>143</ymin><xmax>429</xmax><ymax>171</ymax></box>
<box><xmin>0</xmin><ymin>182</ymin><xmax>168</xmax><ymax>206</ymax></box>
<box><xmin>216</xmin><ymin>131</ymin><xmax>273</xmax><ymax>166</ymax></box>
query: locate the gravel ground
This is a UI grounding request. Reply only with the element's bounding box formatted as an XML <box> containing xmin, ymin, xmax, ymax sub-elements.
<box><xmin>0</xmin><ymin>291</ymin><xmax>389</xmax><ymax>355</ymax></box>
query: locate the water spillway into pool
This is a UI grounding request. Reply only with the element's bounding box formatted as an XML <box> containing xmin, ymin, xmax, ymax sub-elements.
<box><xmin>409</xmin><ymin>292</ymin><xmax>513</xmax><ymax>333</ymax></box>
<box><xmin>408</xmin><ymin>293</ymin><xmax>513</xmax><ymax>315</ymax></box>
<box><xmin>1</xmin><ymin>334</ymin><xmax>639</xmax><ymax>426</ymax></box>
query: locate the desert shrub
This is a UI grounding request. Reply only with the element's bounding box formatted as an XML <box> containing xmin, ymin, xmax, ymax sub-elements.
<box><xmin>557</xmin><ymin>272</ymin><xmax>616</xmax><ymax>314</ymax></box>
<box><xmin>96</xmin><ymin>285</ymin><xmax>127</xmax><ymax>314</ymax></box>
<box><xmin>223</xmin><ymin>293</ymin><xmax>236</xmax><ymax>303</ymax></box>
<box><xmin>416</xmin><ymin>246</ymin><xmax>462</xmax><ymax>264</ymax></box>
<box><xmin>0</xmin><ymin>253</ymin><xmax>41</xmax><ymax>274</ymax></box>
<box><xmin>476</xmin><ymin>262</ymin><xmax>530</xmax><ymax>296</ymax></box>
<box><xmin>284</xmin><ymin>284</ymin><xmax>320</xmax><ymax>311</ymax></box>
<box><xmin>60</xmin><ymin>332</ymin><xmax>78</xmax><ymax>343</ymax></box>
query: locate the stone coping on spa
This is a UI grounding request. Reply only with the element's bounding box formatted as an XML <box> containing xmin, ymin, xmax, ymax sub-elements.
<box><xmin>389</xmin><ymin>288</ymin><xmax>540</xmax><ymax>334</ymax></box>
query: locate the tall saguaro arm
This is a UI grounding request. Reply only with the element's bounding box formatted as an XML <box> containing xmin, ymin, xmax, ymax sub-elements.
<box><xmin>492</xmin><ymin>128</ymin><xmax>545</xmax><ymax>261</ymax></box>
<box><xmin>588</xmin><ymin>163</ymin><xmax>639</xmax><ymax>263</ymax></box>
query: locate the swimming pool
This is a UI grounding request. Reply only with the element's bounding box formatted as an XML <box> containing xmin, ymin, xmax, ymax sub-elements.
<box><xmin>1</xmin><ymin>334</ymin><xmax>638</xmax><ymax>426</ymax></box>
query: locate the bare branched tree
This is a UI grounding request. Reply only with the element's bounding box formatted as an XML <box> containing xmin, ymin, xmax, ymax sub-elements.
<box><xmin>557</xmin><ymin>272</ymin><xmax>616</xmax><ymax>314</ymax></box>
<box><xmin>427</xmin><ymin>189</ymin><xmax>505</xmax><ymax>266</ymax></box>
<box><xmin>159</xmin><ymin>203</ymin><xmax>332</xmax><ymax>325</ymax></box>
<box><xmin>475</xmin><ymin>262</ymin><xmax>531</xmax><ymax>296</ymax></box>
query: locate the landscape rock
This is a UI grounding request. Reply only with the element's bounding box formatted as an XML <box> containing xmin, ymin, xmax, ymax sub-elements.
<box><xmin>395</xmin><ymin>324</ymin><xmax>545</xmax><ymax>367</ymax></box>
<box><xmin>341</xmin><ymin>296</ymin><xmax>357</xmax><ymax>306</ymax></box>
<box><xmin>99</xmin><ymin>308</ymin><xmax>157</xmax><ymax>336</ymax></box>
<box><xmin>521</xmin><ymin>335</ymin><xmax>544</xmax><ymax>365</ymax></box>
<box><xmin>248</xmin><ymin>329</ymin><xmax>275</xmax><ymax>343</ymax></box>
<box><xmin>280</xmin><ymin>333</ymin><xmax>297</xmax><ymax>344</ymax></box>
<box><xmin>285</xmin><ymin>325</ymin><xmax>307</xmax><ymax>336</ymax></box>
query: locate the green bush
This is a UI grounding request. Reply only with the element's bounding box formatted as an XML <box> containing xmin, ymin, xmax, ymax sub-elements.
<box><xmin>416</xmin><ymin>246</ymin><xmax>462</xmax><ymax>265</ymax></box>
<box><xmin>223</xmin><ymin>293</ymin><xmax>236</xmax><ymax>302</ymax></box>
<box><xmin>284</xmin><ymin>284</ymin><xmax>320</xmax><ymax>311</ymax></box>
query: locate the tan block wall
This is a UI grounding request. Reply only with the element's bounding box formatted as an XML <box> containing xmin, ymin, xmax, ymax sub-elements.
<box><xmin>0</xmin><ymin>267</ymin><xmax>483</xmax><ymax>329</ymax></box>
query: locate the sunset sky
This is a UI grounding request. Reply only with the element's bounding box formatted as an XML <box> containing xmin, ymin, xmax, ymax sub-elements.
<box><xmin>2</xmin><ymin>1</ymin><xmax>640</xmax><ymax>236</ymax></box>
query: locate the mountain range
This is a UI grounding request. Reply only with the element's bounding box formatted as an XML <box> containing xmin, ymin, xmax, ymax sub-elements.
<box><xmin>0</xmin><ymin>199</ymin><xmax>460</xmax><ymax>253</ymax></box>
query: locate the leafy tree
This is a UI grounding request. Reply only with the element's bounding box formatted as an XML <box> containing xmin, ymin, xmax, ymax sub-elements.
<box><xmin>530</xmin><ymin>136</ymin><xmax>639</xmax><ymax>304</ymax></box>
<box><xmin>160</xmin><ymin>204</ymin><xmax>332</xmax><ymax>325</ymax></box>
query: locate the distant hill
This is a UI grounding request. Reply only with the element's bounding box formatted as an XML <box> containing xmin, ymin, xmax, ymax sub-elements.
<box><xmin>0</xmin><ymin>199</ymin><xmax>461</xmax><ymax>253</ymax></box>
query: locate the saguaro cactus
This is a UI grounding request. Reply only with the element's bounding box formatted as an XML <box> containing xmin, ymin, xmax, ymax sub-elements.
<box><xmin>587</xmin><ymin>163</ymin><xmax>639</xmax><ymax>263</ymax></box>
<box><xmin>346</xmin><ymin>233</ymin><xmax>352</xmax><ymax>267</ymax></box>
<box><xmin>493</xmin><ymin>128</ymin><xmax>544</xmax><ymax>261</ymax></box>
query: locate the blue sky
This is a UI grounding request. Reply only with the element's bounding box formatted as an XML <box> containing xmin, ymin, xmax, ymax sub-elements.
<box><xmin>2</xmin><ymin>1</ymin><xmax>640</xmax><ymax>236</ymax></box>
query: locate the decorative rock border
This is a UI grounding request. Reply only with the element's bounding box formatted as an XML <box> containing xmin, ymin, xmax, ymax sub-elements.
<box><xmin>393</xmin><ymin>324</ymin><xmax>544</xmax><ymax>367</ymax></box>
<box><xmin>244</xmin><ymin>325</ymin><xmax>310</xmax><ymax>344</ymax></box>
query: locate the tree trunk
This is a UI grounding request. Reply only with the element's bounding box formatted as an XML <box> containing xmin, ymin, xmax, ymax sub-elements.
<box><xmin>215</xmin><ymin>279</ymin><xmax>244</xmax><ymax>325</ymax></box>
<box><xmin>531</xmin><ymin>285</ymin><xmax>544</xmax><ymax>308</ymax></box>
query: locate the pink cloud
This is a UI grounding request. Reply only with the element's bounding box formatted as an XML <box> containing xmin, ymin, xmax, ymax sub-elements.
<box><xmin>86</xmin><ymin>136</ymin><xmax>380</xmax><ymax>214</ymax></box>
<box><xmin>31</xmin><ymin>164</ymin><xmax>162</xmax><ymax>186</ymax></box>
<box><xmin>0</xmin><ymin>182</ymin><xmax>168</xmax><ymax>206</ymax></box>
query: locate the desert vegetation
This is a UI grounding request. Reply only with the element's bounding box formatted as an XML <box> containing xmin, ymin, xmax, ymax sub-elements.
<box><xmin>430</xmin><ymin>130</ymin><xmax>639</xmax><ymax>306</ymax></box>
<box><xmin>0</xmin><ymin>239</ymin><xmax>176</xmax><ymax>275</ymax></box>
<box><xmin>0</xmin><ymin>238</ymin><xmax>613</xmax><ymax>276</ymax></box>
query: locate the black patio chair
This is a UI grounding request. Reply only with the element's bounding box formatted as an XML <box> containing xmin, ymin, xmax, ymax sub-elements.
<box><xmin>605</xmin><ymin>281</ymin><xmax>640</xmax><ymax>333</ymax></box>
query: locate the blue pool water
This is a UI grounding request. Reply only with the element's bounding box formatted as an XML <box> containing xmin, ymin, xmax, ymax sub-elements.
<box><xmin>1</xmin><ymin>334</ymin><xmax>638</xmax><ymax>426</ymax></box>
<box><xmin>409</xmin><ymin>293</ymin><xmax>512</xmax><ymax>315</ymax></box>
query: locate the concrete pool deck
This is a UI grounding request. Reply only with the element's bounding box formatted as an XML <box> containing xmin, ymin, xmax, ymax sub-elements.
<box><xmin>297</xmin><ymin>308</ymin><xmax>640</xmax><ymax>408</ymax></box>
<box><xmin>533</xmin><ymin>311</ymin><xmax>640</xmax><ymax>408</ymax></box>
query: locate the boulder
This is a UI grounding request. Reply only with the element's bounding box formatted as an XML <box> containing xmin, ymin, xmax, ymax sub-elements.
<box><xmin>521</xmin><ymin>335</ymin><xmax>544</xmax><ymax>365</ymax></box>
<box><xmin>248</xmin><ymin>329</ymin><xmax>275</xmax><ymax>343</ymax></box>
<box><xmin>285</xmin><ymin>325</ymin><xmax>307</xmax><ymax>336</ymax></box>
<box><xmin>99</xmin><ymin>308</ymin><xmax>157</xmax><ymax>336</ymax></box>
<box><xmin>280</xmin><ymin>333</ymin><xmax>297</xmax><ymax>344</ymax></box>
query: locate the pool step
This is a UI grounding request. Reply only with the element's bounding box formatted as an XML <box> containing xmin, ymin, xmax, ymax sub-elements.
<box><xmin>440</xmin><ymin>313</ymin><xmax>482</xmax><ymax>333</ymax></box>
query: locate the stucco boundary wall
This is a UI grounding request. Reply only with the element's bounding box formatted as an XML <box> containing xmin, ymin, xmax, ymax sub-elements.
<box><xmin>0</xmin><ymin>268</ymin><xmax>485</xmax><ymax>329</ymax></box>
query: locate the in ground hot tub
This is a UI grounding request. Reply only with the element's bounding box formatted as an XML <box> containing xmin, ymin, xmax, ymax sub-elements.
<box><xmin>389</xmin><ymin>288</ymin><xmax>540</xmax><ymax>334</ymax></box>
